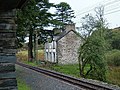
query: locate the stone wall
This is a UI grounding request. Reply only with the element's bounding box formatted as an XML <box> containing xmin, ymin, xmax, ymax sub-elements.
<box><xmin>57</xmin><ymin>31</ymin><xmax>82</xmax><ymax>64</ymax></box>
<box><xmin>0</xmin><ymin>10</ymin><xmax>17</xmax><ymax>89</ymax></box>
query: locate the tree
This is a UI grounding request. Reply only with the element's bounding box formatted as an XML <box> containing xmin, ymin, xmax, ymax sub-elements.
<box><xmin>16</xmin><ymin>0</ymin><xmax>54</xmax><ymax>62</ymax></box>
<box><xmin>16</xmin><ymin>10</ymin><xmax>27</xmax><ymax>48</ymax></box>
<box><xmin>55</xmin><ymin>2</ymin><xmax>75</xmax><ymax>29</ymax></box>
<box><xmin>78</xmin><ymin>6</ymin><xmax>108</xmax><ymax>81</ymax></box>
<box><xmin>18</xmin><ymin>0</ymin><xmax>40</xmax><ymax>62</ymax></box>
<box><xmin>80</xmin><ymin>14</ymin><xmax>96</xmax><ymax>40</ymax></box>
<box><xmin>111</xmin><ymin>28</ymin><xmax>120</xmax><ymax>50</ymax></box>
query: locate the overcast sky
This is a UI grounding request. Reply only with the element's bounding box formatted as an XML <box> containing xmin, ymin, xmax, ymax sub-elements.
<box><xmin>49</xmin><ymin>0</ymin><xmax>120</xmax><ymax>29</ymax></box>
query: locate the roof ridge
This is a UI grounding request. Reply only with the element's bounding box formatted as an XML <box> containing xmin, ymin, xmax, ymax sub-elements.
<box><xmin>56</xmin><ymin>30</ymin><xmax>80</xmax><ymax>41</ymax></box>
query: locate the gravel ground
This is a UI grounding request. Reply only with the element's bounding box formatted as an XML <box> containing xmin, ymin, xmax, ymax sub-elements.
<box><xmin>16</xmin><ymin>65</ymin><xmax>83</xmax><ymax>90</ymax></box>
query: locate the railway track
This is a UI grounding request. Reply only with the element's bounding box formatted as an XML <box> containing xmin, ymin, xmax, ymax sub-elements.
<box><xmin>16</xmin><ymin>62</ymin><xmax>119</xmax><ymax>90</ymax></box>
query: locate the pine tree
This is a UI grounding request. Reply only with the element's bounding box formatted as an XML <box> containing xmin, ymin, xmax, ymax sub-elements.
<box><xmin>55</xmin><ymin>2</ymin><xmax>75</xmax><ymax>29</ymax></box>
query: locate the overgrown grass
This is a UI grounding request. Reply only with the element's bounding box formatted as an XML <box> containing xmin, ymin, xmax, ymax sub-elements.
<box><xmin>17</xmin><ymin>50</ymin><xmax>120</xmax><ymax>86</ymax></box>
<box><xmin>17</xmin><ymin>78</ymin><xmax>31</xmax><ymax>90</ymax></box>
<box><xmin>16</xmin><ymin>50</ymin><xmax>44</xmax><ymax>62</ymax></box>
<box><xmin>50</xmin><ymin>64</ymin><xmax>80</xmax><ymax>77</ymax></box>
<box><xmin>105</xmin><ymin>49</ymin><xmax>120</xmax><ymax>66</ymax></box>
<box><xmin>23</xmin><ymin>61</ymin><xmax>38</xmax><ymax>67</ymax></box>
<box><xmin>107</xmin><ymin>66</ymin><xmax>120</xmax><ymax>86</ymax></box>
<box><xmin>46</xmin><ymin>64</ymin><xmax>120</xmax><ymax>86</ymax></box>
<box><xmin>20</xmin><ymin>60</ymin><xmax>120</xmax><ymax>86</ymax></box>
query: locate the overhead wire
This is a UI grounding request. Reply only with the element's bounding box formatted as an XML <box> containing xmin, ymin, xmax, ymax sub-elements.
<box><xmin>105</xmin><ymin>9</ymin><xmax>120</xmax><ymax>15</ymax></box>
<box><xmin>75</xmin><ymin>0</ymin><xmax>112</xmax><ymax>16</ymax></box>
<box><xmin>75</xmin><ymin>0</ymin><xmax>120</xmax><ymax>16</ymax></box>
<box><xmin>105</xmin><ymin>5</ymin><xmax>120</xmax><ymax>12</ymax></box>
<box><xmin>74</xmin><ymin>0</ymin><xmax>120</xmax><ymax>24</ymax></box>
<box><xmin>75</xmin><ymin>0</ymin><xmax>112</xmax><ymax>14</ymax></box>
<box><xmin>104</xmin><ymin>0</ymin><xmax>120</xmax><ymax>14</ymax></box>
<box><xmin>74</xmin><ymin>7</ymin><xmax>120</xmax><ymax>23</ymax></box>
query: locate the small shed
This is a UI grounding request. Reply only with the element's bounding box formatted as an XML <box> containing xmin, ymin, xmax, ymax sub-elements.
<box><xmin>45</xmin><ymin>24</ymin><xmax>83</xmax><ymax>64</ymax></box>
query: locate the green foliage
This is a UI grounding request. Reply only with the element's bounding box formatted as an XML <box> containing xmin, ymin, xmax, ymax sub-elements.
<box><xmin>79</xmin><ymin>30</ymin><xmax>107</xmax><ymax>81</ymax></box>
<box><xmin>20</xmin><ymin>60</ymin><xmax>120</xmax><ymax>86</ymax></box>
<box><xmin>107</xmin><ymin>66</ymin><xmax>120</xmax><ymax>86</ymax></box>
<box><xmin>105</xmin><ymin>50</ymin><xmax>120</xmax><ymax>66</ymax></box>
<box><xmin>111</xmin><ymin>29</ymin><xmax>120</xmax><ymax>50</ymax></box>
<box><xmin>78</xmin><ymin>6</ymin><xmax>108</xmax><ymax>81</ymax></box>
<box><xmin>16</xmin><ymin>10</ymin><xmax>27</xmax><ymax>48</ymax></box>
<box><xmin>16</xmin><ymin>0</ymin><xmax>39</xmax><ymax>49</ymax></box>
<box><xmin>17</xmin><ymin>78</ymin><xmax>31</xmax><ymax>90</ymax></box>
<box><xmin>55</xmin><ymin>2</ymin><xmax>75</xmax><ymax>28</ymax></box>
<box><xmin>53</xmin><ymin>28</ymin><xmax>61</xmax><ymax>35</ymax></box>
<box><xmin>104</xmin><ymin>28</ymin><xmax>120</xmax><ymax>50</ymax></box>
<box><xmin>16</xmin><ymin>0</ymin><xmax>54</xmax><ymax>61</ymax></box>
<box><xmin>16</xmin><ymin>0</ymin><xmax>54</xmax><ymax>46</ymax></box>
<box><xmin>51</xmin><ymin>64</ymin><xmax>80</xmax><ymax>77</ymax></box>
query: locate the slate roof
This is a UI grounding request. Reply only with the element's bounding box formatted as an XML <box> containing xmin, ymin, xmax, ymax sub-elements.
<box><xmin>55</xmin><ymin>30</ymin><xmax>84</xmax><ymax>41</ymax></box>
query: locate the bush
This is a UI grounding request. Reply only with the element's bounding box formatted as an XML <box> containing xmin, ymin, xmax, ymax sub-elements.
<box><xmin>106</xmin><ymin>50</ymin><xmax>120</xmax><ymax>66</ymax></box>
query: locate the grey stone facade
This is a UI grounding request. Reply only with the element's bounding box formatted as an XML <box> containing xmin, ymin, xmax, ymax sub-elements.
<box><xmin>0</xmin><ymin>10</ymin><xmax>17</xmax><ymax>90</ymax></box>
<box><xmin>0</xmin><ymin>0</ymin><xmax>28</xmax><ymax>89</ymax></box>
<box><xmin>45</xmin><ymin>24</ymin><xmax>82</xmax><ymax>64</ymax></box>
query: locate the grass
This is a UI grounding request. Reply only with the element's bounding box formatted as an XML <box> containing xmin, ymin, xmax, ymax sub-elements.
<box><xmin>23</xmin><ymin>61</ymin><xmax>120</xmax><ymax>86</ymax></box>
<box><xmin>24</xmin><ymin>61</ymin><xmax>38</xmax><ymax>67</ymax></box>
<box><xmin>21</xmin><ymin>60</ymin><xmax>120</xmax><ymax>86</ymax></box>
<box><xmin>50</xmin><ymin>64</ymin><xmax>80</xmax><ymax>77</ymax></box>
<box><xmin>17</xmin><ymin>50</ymin><xmax>120</xmax><ymax>86</ymax></box>
<box><xmin>105</xmin><ymin>50</ymin><xmax>120</xmax><ymax>66</ymax></box>
<box><xmin>17</xmin><ymin>78</ymin><xmax>31</xmax><ymax>90</ymax></box>
<box><xmin>22</xmin><ymin>60</ymin><xmax>80</xmax><ymax>78</ymax></box>
<box><xmin>16</xmin><ymin>50</ymin><xmax>44</xmax><ymax>62</ymax></box>
<box><xmin>107</xmin><ymin>66</ymin><xmax>120</xmax><ymax>86</ymax></box>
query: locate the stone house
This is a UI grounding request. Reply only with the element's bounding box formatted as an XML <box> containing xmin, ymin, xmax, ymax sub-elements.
<box><xmin>44</xmin><ymin>24</ymin><xmax>83</xmax><ymax>64</ymax></box>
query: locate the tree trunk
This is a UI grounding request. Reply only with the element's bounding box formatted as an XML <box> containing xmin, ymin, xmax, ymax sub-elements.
<box><xmin>78</xmin><ymin>54</ymin><xmax>84</xmax><ymax>77</ymax></box>
<box><xmin>28</xmin><ymin>29</ymin><xmax>33</xmax><ymax>62</ymax></box>
<box><xmin>33</xmin><ymin>31</ymin><xmax>38</xmax><ymax>64</ymax></box>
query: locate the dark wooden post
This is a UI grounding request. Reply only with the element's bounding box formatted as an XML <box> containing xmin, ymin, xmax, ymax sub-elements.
<box><xmin>0</xmin><ymin>10</ymin><xmax>17</xmax><ymax>89</ymax></box>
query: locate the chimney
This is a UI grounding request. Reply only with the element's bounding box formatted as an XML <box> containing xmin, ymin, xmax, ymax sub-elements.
<box><xmin>64</xmin><ymin>24</ymin><xmax>75</xmax><ymax>32</ymax></box>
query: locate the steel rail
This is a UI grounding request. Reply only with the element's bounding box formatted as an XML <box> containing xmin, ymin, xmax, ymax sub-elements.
<box><xmin>16</xmin><ymin>62</ymin><xmax>115</xmax><ymax>90</ymax></box>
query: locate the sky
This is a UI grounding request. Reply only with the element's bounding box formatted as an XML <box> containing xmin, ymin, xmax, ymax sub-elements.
<box><xmin>49</xmin><ymin>0</ymin><xmax>120</xmax><ymax>29</ymax></box>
